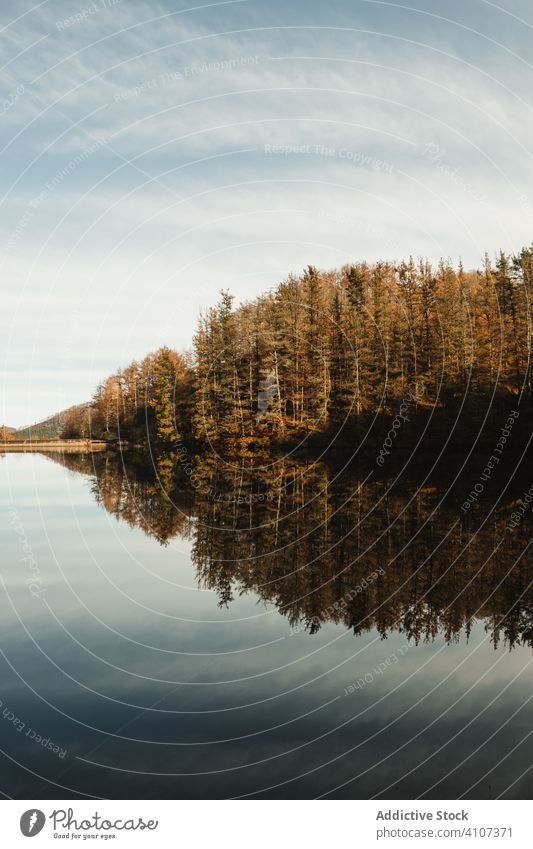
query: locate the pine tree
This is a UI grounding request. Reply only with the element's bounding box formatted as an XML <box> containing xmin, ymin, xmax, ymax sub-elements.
<box><xmin>512</xmin><ymin>246</ymin><xmax>533</xmax><ymax>395</ymax></box>
<box><xmin>495</xmin><ymin>251</ymin><xmax>520</xmax><ymax>386</ymax></box>
<box><xmin>343</xmin><ymin>265</ymin><xmax>368</xmax><ymax>414</ymax></box>
<box><xmin>149</xmin><ymin>347</ymin><xmax>183</xmax><ymax>443</ymax></box>
<box><xmin>302</xmin><ymin>265</ymin><xmax>326</xmax><ymax>426</ymax></box>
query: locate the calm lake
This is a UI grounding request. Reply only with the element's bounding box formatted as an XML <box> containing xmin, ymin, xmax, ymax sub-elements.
<box><xmin>1</xmin><ymin>449</ymin><xmax>531</xmax><ymax>799</ymax></box>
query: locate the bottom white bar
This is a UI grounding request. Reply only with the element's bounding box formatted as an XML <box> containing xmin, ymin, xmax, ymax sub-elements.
<box><xmin>1</xmin><ymin>799</ymin><xmax>530</xmax><ymax>848</ymax></box>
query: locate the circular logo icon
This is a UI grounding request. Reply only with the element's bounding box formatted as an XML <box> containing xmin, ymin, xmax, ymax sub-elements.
<box><xmin>20</xmin><ymin>810</ymin><xmax>46</xmax><ymax>837</ymax></box>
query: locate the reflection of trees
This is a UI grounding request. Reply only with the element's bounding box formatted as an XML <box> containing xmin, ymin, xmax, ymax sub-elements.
<box><xmin>46</xmin><ymin>451</ymin><xmax>194</xmax><ymax>546</ymax></box>
<box><xmin>46</xmin><ymin>451</ymin><xmax>532</xmax><ymax>649</ymax></box>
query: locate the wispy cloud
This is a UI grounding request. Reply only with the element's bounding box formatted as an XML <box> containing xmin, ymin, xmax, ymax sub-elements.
<box><xmin>2</xmin><ymin>0</ymin><xmax>533</xmax><ymax>425</ymax></box>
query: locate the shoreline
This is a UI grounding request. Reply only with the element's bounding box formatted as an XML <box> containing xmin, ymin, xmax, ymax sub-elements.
<box><xmin>2</xmin><ymin>440</ymin><xmax>110</xmax><ymax>453</ymax></box>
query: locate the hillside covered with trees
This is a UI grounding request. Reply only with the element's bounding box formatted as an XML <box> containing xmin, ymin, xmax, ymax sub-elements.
<box><xmin>61</xmin><ymin>247</ymin><xmax>533</xmax><ymax>451</ymax></box>
<box><xmin>12</xmin><ymin>404</ymin><xmax>91</xmax><ymax>441</ymax></box>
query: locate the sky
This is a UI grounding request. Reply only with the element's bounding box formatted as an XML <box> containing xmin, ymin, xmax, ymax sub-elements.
<box><xmin>1</xmin><ymin>0</ymin><xmax>533</xmax><ymax>427</ymax></box>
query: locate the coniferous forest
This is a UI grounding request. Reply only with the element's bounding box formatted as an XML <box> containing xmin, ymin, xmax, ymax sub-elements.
<box><xmin>61</xmin><ymin>247</ymin><xmax>533</xmax><ymax>451</ymax></box>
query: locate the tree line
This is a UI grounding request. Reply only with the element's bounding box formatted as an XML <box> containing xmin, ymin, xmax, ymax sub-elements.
<box><xmin>61</xmin><ymin>246</ymin><xmax>533</xmax><ymax>447</ymax></box>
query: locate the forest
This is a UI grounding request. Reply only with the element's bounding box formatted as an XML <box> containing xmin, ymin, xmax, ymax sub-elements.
<box><xmin>60</xmin><ymin>246</ymin><xmax>533</xmax><ymax>451</ymax></box>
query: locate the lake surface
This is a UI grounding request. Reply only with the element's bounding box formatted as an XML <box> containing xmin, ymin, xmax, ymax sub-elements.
<box><xmin>1</xmin><ymin>449</ymin><xmax>531</xmax><ymax>799</ymax></box>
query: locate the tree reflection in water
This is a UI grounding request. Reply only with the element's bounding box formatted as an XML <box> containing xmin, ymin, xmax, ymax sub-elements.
<box><xmin>45</xmin><ymin>449</ymin><xmax>533</xmax><ymax>651</ymax></box>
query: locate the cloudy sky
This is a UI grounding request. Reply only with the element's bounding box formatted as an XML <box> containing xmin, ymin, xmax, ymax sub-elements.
<box><xmin>1</xmin><ymin>0</ymin><xmax>533</xmax><ymax>426</ymax></box>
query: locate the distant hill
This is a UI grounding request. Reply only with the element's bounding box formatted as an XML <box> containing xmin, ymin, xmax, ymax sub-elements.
<box><xmin>14</xmin><ymin>404</ymin><xmax>90</xmax><ymax>440</ymax></box>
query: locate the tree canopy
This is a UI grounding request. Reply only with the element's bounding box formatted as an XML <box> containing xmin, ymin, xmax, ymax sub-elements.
<box><xmin>63</xmin><ymin>246</ymin><xmax>533</xmax><ymax>449</ymax></box>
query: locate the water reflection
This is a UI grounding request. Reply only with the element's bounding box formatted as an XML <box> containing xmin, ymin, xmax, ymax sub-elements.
<box><xmin>45</xmin><ymin>450</ymin><xmax>533</xmax><ymax>651</ymax></box>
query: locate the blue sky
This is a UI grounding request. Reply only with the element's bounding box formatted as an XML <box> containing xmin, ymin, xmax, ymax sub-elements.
<box><xmin>1</xmin><ymin>0</ymin><xmax>533</xmax><ymax>426</ymax></box>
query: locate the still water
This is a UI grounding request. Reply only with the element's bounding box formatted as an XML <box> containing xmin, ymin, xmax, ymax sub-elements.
<box><xmin>0</xmin><ymin>450</ymin><xmax>531</xmax><ymax>799</ymax></box>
